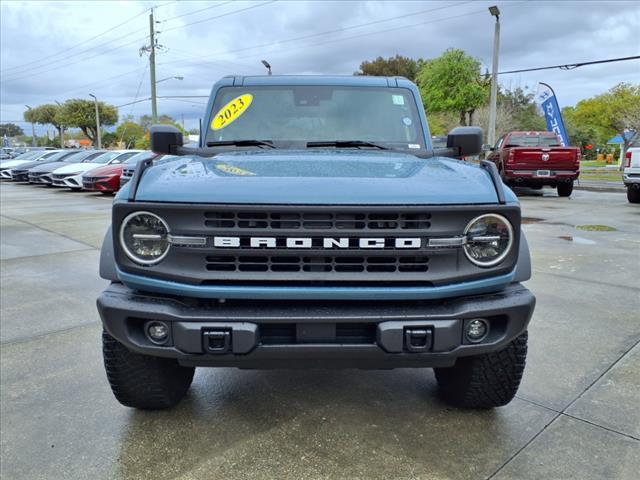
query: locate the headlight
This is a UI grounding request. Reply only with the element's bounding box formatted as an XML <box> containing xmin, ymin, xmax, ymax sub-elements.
<box><xmin>463</xmin><ymin>214</ymin><xmax>514</xmax><ymax>267</ymax></box>
<box><xmin>119</xmin><ymin>211</ymin><xmax>170</xmax><ymax>265</ymax></box>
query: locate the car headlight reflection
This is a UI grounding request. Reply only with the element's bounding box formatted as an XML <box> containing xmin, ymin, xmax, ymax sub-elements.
<box><xmin>119</xmin><ymin>211</ymin><xmax>170</xmax><ymax>265</ymax></box>
<box><xmin>463</xmin><ymin>214</ymin><xmax>514</xmax><ymax>267</ymax></box>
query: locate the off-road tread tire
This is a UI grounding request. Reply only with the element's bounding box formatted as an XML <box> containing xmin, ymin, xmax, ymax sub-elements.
<box><xmin>627</xmin><ymin>187</ymin><xmax>640</xmax><ymax>204</ymax></box>
<box><xmin>434</xmin><ymin>331</ymin><xmax>528</xmax><ymax>409</ymax></box>
<box><xmin>557</xmin><ymin>181</ymin><xmax>573</xmax><ymax>197</ymax></box>
<box><xmin>102</xmin><ymin>330</ymin><xmax>194</xmax><ymax>410</ymax></box>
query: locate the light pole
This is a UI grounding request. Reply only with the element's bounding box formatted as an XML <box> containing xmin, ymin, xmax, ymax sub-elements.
<box><xmin>261</xmin><ymin>60</ymin><xmax>272</xmax><ymax>75</ymax></box>
<box><xmin>25</xmin><ymin>105</ymin><xmax>36</xmax><ymax>147</ymax></box>
<box><xmin>156</xmin><ymin>75</ymin><xmax>183</xmax><ymax>84</ymax></box>
<box><xmin>89</xmin><ymin>93</ymin><xmax>102</xmax><ymax>149</ymax></box>
<box><xmin>55</xmin><ymin>100</ymin><xmax>64</xmax><ymax>149</ymax></box>
<box><xmin>487</xmin><ymin>5</ymin><xmax>500</xmax><ymax>148</ymax></box>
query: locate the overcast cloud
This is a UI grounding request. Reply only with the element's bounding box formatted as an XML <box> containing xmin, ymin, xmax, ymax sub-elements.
<box><xmin>1</xmin><ymin>0</ymin><xmax>639</xmax><ymax>134</ymax></box>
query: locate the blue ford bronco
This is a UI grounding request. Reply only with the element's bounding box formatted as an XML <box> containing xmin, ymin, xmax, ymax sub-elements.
<box><xmin>98</xmin><ymin>75</ymin><xmax>535</xmax><ymax>410</ymax></box>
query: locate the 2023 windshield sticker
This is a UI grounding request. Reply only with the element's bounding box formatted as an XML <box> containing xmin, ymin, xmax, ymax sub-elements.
<box><xmin>212</xmin><ymin>94</ymin><xmax>253</xmax><ymax>130</ymax></box>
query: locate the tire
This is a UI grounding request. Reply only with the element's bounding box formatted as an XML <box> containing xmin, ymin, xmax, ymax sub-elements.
<box><xmin>557</xmin><ymin>181</ymin><xmax>574</xmax><ymax>197</ymax></box>
<box><xmin>102</xmin><ymin>330</ymin><xmax>195</xmax><ymax>410</ymax></box>
<box><xmin>434</xmin><ymin>331</ymin><xmax>528</xmax><ymax>409</ymax></box>
<box><xmin>627</xmin><ymin>187</ymin><xmax>640</xmax><ymax>204</ymax></box>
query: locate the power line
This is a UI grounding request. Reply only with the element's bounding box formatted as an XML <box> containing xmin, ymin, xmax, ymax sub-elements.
<box><xmin>498</xmin><ymin>55</ymin><xmax>640</xmax><ymax>75</ymax></box>
<box><xmin>1</xmin><ymin>0</ymin><xmax>277</xmax><ymax>84</ymax></box>
<box><xmin>4</xmin><ymin>8</ymin><xmax>149</xmax><ymax>72</ymax></box>
<box><xmin>1</xmin><ymin>34</ymin><xmax>148</xmax><ymax>82</ymax></box>
<box><xmin>56</xmin><ymin>66</ymin><xmax>147</xmax><ymax>96</ymax></box>
<box><xmin>159</xmin><ymin>1</ymin><xmax>234</xmax><ymax>22</ymax></box>
<box><xmin>159</xmin><ymin>1</ymin><xmax>473</xmax><ymax>67</ymax></box>
<box><xmin>160</xmin><ymin>1</ymin><xmax>277</xmax><ymax>34</ymax></box>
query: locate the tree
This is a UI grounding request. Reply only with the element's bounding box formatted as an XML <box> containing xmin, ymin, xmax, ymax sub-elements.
<box><xmin>562</xmin><ymin>106</ymin><xmax>601</xmax><ymax>158</ymax></box>
<box><xmin>58</xmin><ymin>99</ymin><xmax>118</xmax><ymax>147</ymax></box>
<box><xmin>139</xmin><ymin>114</ymin><xmax>179</xmax><ymax>133</ymax></box>
<box><xmin>417</xmin><ymin>49</ymin><xmax>488</xmax><ymax>126</ymax></box>
<box><xmin>355</xmin><ymin>55</ymin><xmax>425</xmax><ymax>82</ymax></box>
<box><xmin>23</xmin><ymin>104</ymin><xmax>63</xmax><ymax>139</ymax></box>
<box><xmin>115</xmin><ymin>121</ymin><xmax>146</xmax><ymax>149</ymax></box>
<box><xmin>572</xmin><ymin>83</ymin><xmax>640</xmax><ymax>169</ymax></box>
<box><xmin>0</xmin><ymin>123</ymin><xmax>24</xmax><ymax>137</ymax></box>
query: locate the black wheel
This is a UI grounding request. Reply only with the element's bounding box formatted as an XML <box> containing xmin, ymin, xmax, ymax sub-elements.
<box><xmin>627</xmin><ymin>187</ymin><xmax>640</xmax><ymax>204</ymax></box>
<box><xmin>434</xmin><ymin>331</ymin><xmax>528</xmax><ymax>409</ymax></box>
<box><xmin>557</xmin><ymin>181</ymin><xmax>574</xmax><ymax>197</ymax></box>
<box><xmin>102</xmin><ymin>330</ymin><xmax>195</xmax><ymax>410</ymax></box>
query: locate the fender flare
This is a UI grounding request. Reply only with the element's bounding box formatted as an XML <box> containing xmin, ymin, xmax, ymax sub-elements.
<box><xmin>99</xmin><ymin>226</ymin><xmax>118</xmax><ymax>281</ymax></box>
<box><xmin>513</xmin><ymin>229</ymin><xmax>532</xmax><ymax>283</ymax></box>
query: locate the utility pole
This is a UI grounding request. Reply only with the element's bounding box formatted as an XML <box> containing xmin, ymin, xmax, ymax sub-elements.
<box><xmin>55</xmin><ymin>100</ymin><xmax>64</xmax><ymax>148</ymax></box>
<box><xmin>89</xmin><ymin>93</ymin><xmax>102</xmax><ymax>149</ymax></box>
<box><xmin>149</xmin><ymin>10</ymin><xmax>158</xmax><ymax>123</ymax></box>
<box><xmin>25</xmin><ymin>105</ymin><xmax>36</xmax><ymax>147</ymax></box>
<box><xmin>487</xmin><ymin>5</ymin><xmax>501</xmax><ymax>148</ymax></box>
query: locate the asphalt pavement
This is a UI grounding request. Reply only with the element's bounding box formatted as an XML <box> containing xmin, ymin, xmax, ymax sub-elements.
<box><xmin>1</xmin><ymin>182</ymin><xmax>639</xmax><ymax>480</ymax></box>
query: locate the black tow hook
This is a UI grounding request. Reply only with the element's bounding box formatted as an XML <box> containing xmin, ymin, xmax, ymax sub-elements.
<box><xmin>203</xmin><ymin>329</ymin><xmax>232</xmax><ymax>354</ymax></box>
<box><xmin>404</xmin><ymin>328</ymin><xmax>432</xmax><ymax>352</ymax></box>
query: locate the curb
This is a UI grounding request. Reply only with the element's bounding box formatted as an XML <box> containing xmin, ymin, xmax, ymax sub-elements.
<box><xmin>575</xmin><ymin>184</ymin><xmax>625</xmax><ymax>193</ymax></box>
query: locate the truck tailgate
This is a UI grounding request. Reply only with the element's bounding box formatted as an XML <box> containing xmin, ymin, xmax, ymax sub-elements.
<box><xmin>510</xmin><ymin>147</ymin><xmax>577</xmax><ymax>170</ymax></box>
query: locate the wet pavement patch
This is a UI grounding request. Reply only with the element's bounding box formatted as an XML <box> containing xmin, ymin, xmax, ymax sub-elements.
<box><xmin>522</xmin><ymin>217</ymin><xmax>544</xmax><ymax>224</ymax></box>
<box><xmin>558</xmin><ymin>236</ymin><xmax>597</xmax><ymax>245</ymax></box>
<box><xmin>576</xmin><ymin>225</ymin><xmax>617</xmax><ymax>232</ymax></box>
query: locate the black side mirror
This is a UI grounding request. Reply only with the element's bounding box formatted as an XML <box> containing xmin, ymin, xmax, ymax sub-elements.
<box><xmin>150</xmin><ymin>125</ymin><xmax>183</xmax><ymax>154</ymax></box>
<box><xmin>446</xmin><ymin>127</ymin><xmax>483</xmax><ymax>157</ymax></box>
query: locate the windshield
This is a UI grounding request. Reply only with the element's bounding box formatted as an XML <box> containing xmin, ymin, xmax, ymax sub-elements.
<box><xmin>13</xmin><ymin>151</ymin><xmax>40</xmax><ymax>160</ymax></box>
<box><xmin>36</xmin><ymin>151</ymin><xmax>71</xmax><ymax>162</ymax></box>
<box><xmin>90</xmin><ymin>151</ymin><xmax>139</xmax><ymax>164</ymax></box>
<box><xmin>507</xmin><ymin>135</ymin><xmax>561</xmax><ymax>147</ymax></box>
<box><xmin>57</xmin><ymin>150</ymin><xmax>96</xmax><ymax>163</ymax></box>
<box><xmin>206</xmin><ymin>86</ymin><xmax>425</xmax><ymax>150</ymax></box>
<box><xmin>123</xmin><ymin>151</ymin><xmax>155</xmax><ymax>164</ymax></box>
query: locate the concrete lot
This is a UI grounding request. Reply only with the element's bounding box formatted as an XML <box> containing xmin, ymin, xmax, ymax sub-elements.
<box><xmin>1</xmin><ymin>182</ymin><xmax>639</xmax><ymax>480</ymax></box>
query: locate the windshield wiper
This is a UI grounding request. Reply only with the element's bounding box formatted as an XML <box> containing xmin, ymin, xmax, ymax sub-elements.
<box><xmin>206</xmin><ymin>140</ymin><xmax>275</xmax><ymax>148</ymax></box>
<box><xmin>306</xmin><ymin>140</ymin><xmax>389</xmax><ymax>150</ymax></box>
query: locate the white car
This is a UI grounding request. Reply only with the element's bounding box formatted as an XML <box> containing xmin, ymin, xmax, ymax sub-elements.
<box><xmin>50</xmin><ymin>150</ymin><xmax>142</xmax><ymax>189</ymax></box>
<box><xmin>623</xmin><ymin>136</ymin><xmax>640</xmax><ymax>204</ymax></box>
<box><xmin>0</xmin><ymin>150</ymin><xmax>61</xmax><ymax>179</ymax></box>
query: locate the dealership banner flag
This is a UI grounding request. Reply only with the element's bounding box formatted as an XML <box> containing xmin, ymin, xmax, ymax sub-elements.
<box><xmin>536</xmin><ymin>83</ymin><xmax>570</xmax><ymax>146</ymax></box>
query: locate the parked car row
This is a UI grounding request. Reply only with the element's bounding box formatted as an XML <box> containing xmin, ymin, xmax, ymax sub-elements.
<box><xmin>0</xmin><ymin>149</ymin><xmax>164</xmax><ymax>194</ymax></box>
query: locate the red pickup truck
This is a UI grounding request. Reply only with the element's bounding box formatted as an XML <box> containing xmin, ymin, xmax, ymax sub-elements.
<box><xmin>486</xmin><ymin>131</ymin><xmax>580</xmax><ymax>197</ymax></box>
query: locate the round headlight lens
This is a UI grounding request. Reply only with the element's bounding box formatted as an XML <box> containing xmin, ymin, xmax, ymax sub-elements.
<box><xmin>120</xmin><ymin>211</ymin><xmax>170</xmax><ymax>265</ymax></box>
<box><xmin>463</xmin><ymin>214</ymin><xmax>513</xmax><ymax>267</ymax></box>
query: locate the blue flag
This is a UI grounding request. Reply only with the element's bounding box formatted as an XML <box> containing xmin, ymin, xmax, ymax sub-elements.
<box><xmin>536</xmin><ymin>83</ymin><xmax>570</xmax><ymax>147</ymax></box>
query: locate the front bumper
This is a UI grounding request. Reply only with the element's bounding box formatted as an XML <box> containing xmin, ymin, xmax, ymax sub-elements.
<box><xmin>11</xmin><ymin>171</ymin><xmax>29</xmax><ymax>182</ymax></box>
<box><xmin>97</xmin><ymin>282</ymin><xmax>535</xmax><ymax>369</ymax></box>
<box><xmin>83</xmin><ymin>175</ymin><xmax>119</xmax><ymax>192</ymax></box>
<box><xmin>29</xmin><ymin>172</ymin><xmax>53</xmax><ymax>184</ymax></box>
<box><xmin>52</xmin><ymin>174</ymin><xmax>84</xmax><ymax>188</ymax></box>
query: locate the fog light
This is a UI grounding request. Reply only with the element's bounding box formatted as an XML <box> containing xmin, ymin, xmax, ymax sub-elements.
<box><xmin>465</xmin><ymin>319</ymin><xmax>489</xmax><ymax>342</ymax></box>
<box><xmin>146</xmin><ymin>321</ymin><xmax>169</xmax><ymax>344</ymax></box>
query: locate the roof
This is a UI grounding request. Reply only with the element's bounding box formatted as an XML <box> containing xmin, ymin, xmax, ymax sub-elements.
<box><xmin>607</xmin><ymin>131</ymin><xmax>636</xmax><ymax>144</ymax></box>
<box><xmin>508</xmin><ymin>131</ymin><xmax>557</xmax><ymax>136</ymax></box>
<box><xmin>223</xmin><ymin>75</ymin><xmax>413</xmax><ymax>88</ymax></box>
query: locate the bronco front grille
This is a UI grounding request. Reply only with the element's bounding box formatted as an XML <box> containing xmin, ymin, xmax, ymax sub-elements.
<box><xmin>205</xmin><ymin>254</ymin><xmax>429</xmax><ymax>273</ymax></box>
<box><xmin>204</xmin><ymin>210</ymin><xmax>431</xmax><ymax>231</ymax></box>
<box><xmin>114</xmin><ymin>203</ymin><xmax>521</xmax><ymax>287</ymax></box>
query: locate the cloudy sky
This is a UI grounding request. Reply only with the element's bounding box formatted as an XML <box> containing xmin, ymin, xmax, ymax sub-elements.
<box><xmin>1</xmin><ymin>0</ymin><xmax>639</xmax><ymax>135</ymax></box>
